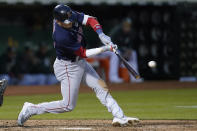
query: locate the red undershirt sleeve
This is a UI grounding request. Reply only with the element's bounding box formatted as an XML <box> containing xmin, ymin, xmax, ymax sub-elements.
<box><xmin>86</xmin><ymin>17</ymin><xmax>102</xmax><ymax>32</ymax></box>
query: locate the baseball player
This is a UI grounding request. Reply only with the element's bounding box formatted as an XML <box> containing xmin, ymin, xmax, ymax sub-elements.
<box><xmin>18</xmin><ymin>4</ymin><xmax>139</xmax><ymax>127</ymax></box>
<box><xmin>0</xmin><ymin>79</ymin><xmax>8</xmax><ymax>107</ymax></box>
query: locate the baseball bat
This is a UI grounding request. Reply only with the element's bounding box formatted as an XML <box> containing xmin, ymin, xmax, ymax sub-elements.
<box><xmin>113</xmin><ymin>49</ymin><xmax>140</xmax><ymax>79</ymax></box>
<box><xmin>102</xmin><ymin>42</ymin><xmax>140</xmax><ymax>79</ymax></box>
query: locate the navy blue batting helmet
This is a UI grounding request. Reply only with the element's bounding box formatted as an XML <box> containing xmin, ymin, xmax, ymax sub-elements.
<box><xmin>53</xmin><ymin>4</ymin><xmax>72</xmax><ymax>22</ymax></box>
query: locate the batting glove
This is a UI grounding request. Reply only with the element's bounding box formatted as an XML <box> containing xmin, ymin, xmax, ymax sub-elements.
<box><xmin>109</xmin><ymin>42</ymin><xmax>118</xmax><ymax>50</ymax></box>
<box><xmin>98</xmin><ymin>33</ymin><xmax>112</xmax><ymax>45</ymax></box>
<box><xmin>102</xmin><ymin>44</ymin><xmax>118</xmax><ymax>52</ymax></box>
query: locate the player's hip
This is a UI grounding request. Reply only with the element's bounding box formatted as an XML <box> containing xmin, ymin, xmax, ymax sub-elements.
<box><xmin>54</xmin><ymin>57</ymin><xmax>85</xmax><ymax>66</ymax></box>
<box><xmin>53</xmin><ymin>58</ymin><xmax>86</xmax><ymax>81</ymax></box>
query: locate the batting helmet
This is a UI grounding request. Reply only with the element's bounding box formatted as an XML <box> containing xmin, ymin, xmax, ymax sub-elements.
<box><xmin>53</xmin><ymin>4</ymin><xmax>72</xmax><ymax>22</ymax></box>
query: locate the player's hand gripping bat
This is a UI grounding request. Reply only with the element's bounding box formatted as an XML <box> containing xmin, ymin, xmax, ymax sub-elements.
<box><xmin>108</xmin><ymin>43</ymin><xmax>140</xmax><ymax>79</ymax></box>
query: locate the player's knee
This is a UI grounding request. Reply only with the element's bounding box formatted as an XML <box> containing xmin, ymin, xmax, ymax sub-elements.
<box><xmin>97</xmin><ymin>79</ymin><xmax>109</xmax><ymax>92</ymax></box>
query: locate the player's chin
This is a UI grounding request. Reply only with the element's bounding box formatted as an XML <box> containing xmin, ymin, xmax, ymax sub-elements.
<box><xmin>63</xmin><ymin>23</ymin><xmax>72</xmax><ymax>29</ymax></box>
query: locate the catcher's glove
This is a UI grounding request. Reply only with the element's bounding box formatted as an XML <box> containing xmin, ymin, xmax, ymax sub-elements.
<box><xmin>0</xmin><ymin>79</ymin><xmax>8</xmax><ymax>107</ymax></box>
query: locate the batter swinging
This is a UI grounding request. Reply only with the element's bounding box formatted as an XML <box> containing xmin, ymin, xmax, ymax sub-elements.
<box><xmin>18</xmin><ymin>4</ymin><xmax>139</xmax><ymax>127</ymax></box>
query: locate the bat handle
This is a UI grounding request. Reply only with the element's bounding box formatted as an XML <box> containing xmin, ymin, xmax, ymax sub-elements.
<box><xmin>112</xmin><ymin>48</ymin><xmax>118</xmax><ymax>53</ymax></box>
<box><xmin>103</xmin><ymin>42</ymin><xmax>118</xmax><ymax>53</ymax></box>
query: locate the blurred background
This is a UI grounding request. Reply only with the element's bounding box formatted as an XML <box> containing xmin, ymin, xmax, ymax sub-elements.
<box><xmin>0</xmin><ymin>0</ymin><xmax>197</xmax><ymax>85</ymax></box>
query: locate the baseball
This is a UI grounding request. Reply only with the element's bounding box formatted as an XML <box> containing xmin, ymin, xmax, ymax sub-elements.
<box><xmin>148</xmin><ymin>61</ymin><xmax>157</xmax><ymax>68</ymax></box>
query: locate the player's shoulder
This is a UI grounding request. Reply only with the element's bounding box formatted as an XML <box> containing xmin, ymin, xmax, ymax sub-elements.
<box><xmin>73</xmin><ymin>10</ymin><xmax>83</xmax><ymax>15</ymax></box>
<box><xmin>72</xmin><ymin>10</ymin><xmax>85</xmax><ymax>18</ymax></box>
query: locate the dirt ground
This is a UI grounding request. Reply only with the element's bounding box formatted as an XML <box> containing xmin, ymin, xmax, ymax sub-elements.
<box><xmin>0</xmin><ymin>120</ymin><xmax>197</xmax><ymax>131</ymax></box>
<box><xmin>2</xmin><ymin>81</ymin><xmax>197</xmax><ymax>131</ymax></box>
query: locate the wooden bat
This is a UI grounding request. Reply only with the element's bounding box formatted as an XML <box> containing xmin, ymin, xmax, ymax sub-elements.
<box><xmin>113</xmin><ymin>49</ymin><xmax>140</xmax><ymax>79</ymax></box>
<box><xmin>102</xmin><ymin>42</ymin><xmax>140</xmax><ymax>79</ymax></box>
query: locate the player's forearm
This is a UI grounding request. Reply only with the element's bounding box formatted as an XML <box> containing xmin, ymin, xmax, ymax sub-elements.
<box><xmin>74</xmin><ymin>46</ymin><xmax>112</xmax><ymax>58</ymax></box>
<box><xmin>86</xmin><ymin>46</ymin><xmax>112</xmax><ymax>57</ymax></box>
<box><xmin>83</xmin><ymin>15</ymin><xmax>117</xmax><ymax>47</ymax></box>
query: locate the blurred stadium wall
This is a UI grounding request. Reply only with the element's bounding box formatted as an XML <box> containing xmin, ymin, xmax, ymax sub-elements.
<box><xmin>0</xmin><ymin>0</ymin><xmax>197</xmax><ymax>84</ymax></box>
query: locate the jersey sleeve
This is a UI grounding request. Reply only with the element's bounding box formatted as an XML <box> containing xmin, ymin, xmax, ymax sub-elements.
<box><xmin>82</xmin><ymin>14</ymin><xmax>89</xmax><ymax>25</ymax></box>
<box><xmin>71</xmin><ymin>11</ymin><xmax>90</xmax><ymax>26</ymax></box>
<box><xmin>72</xmin><ymin>11</ymin><xmax>85</xmax><ymax>25</ymax></box>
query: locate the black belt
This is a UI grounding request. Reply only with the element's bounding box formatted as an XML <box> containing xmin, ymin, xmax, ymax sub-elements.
<box><xmin>57</xmin><ymin>56</ymin><xmax>80</xmax><ymax>62</ymax></box>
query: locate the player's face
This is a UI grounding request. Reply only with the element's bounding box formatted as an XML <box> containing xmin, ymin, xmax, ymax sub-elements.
<box><xmin>56</xmin><ymin>11</ymin><xmax>73</xmax><ymax>29</ymax></box>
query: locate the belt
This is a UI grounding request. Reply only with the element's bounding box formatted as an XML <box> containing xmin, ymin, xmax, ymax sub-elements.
<box><xmin>57</xmin><ymin>56</ymin><xmax>80</xmax><ymax>62</ymax></box>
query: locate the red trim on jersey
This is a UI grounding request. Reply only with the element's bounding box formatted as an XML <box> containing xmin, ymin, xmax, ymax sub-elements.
<box><xmin>86</xmin><ymin>17</ymin><xmax>102</xmax><ymax>31</ymax></box>
<box><xmin>74</xmin><ymin>46</ymin><xmax>87</xmax><ymax>58</ymax></box>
